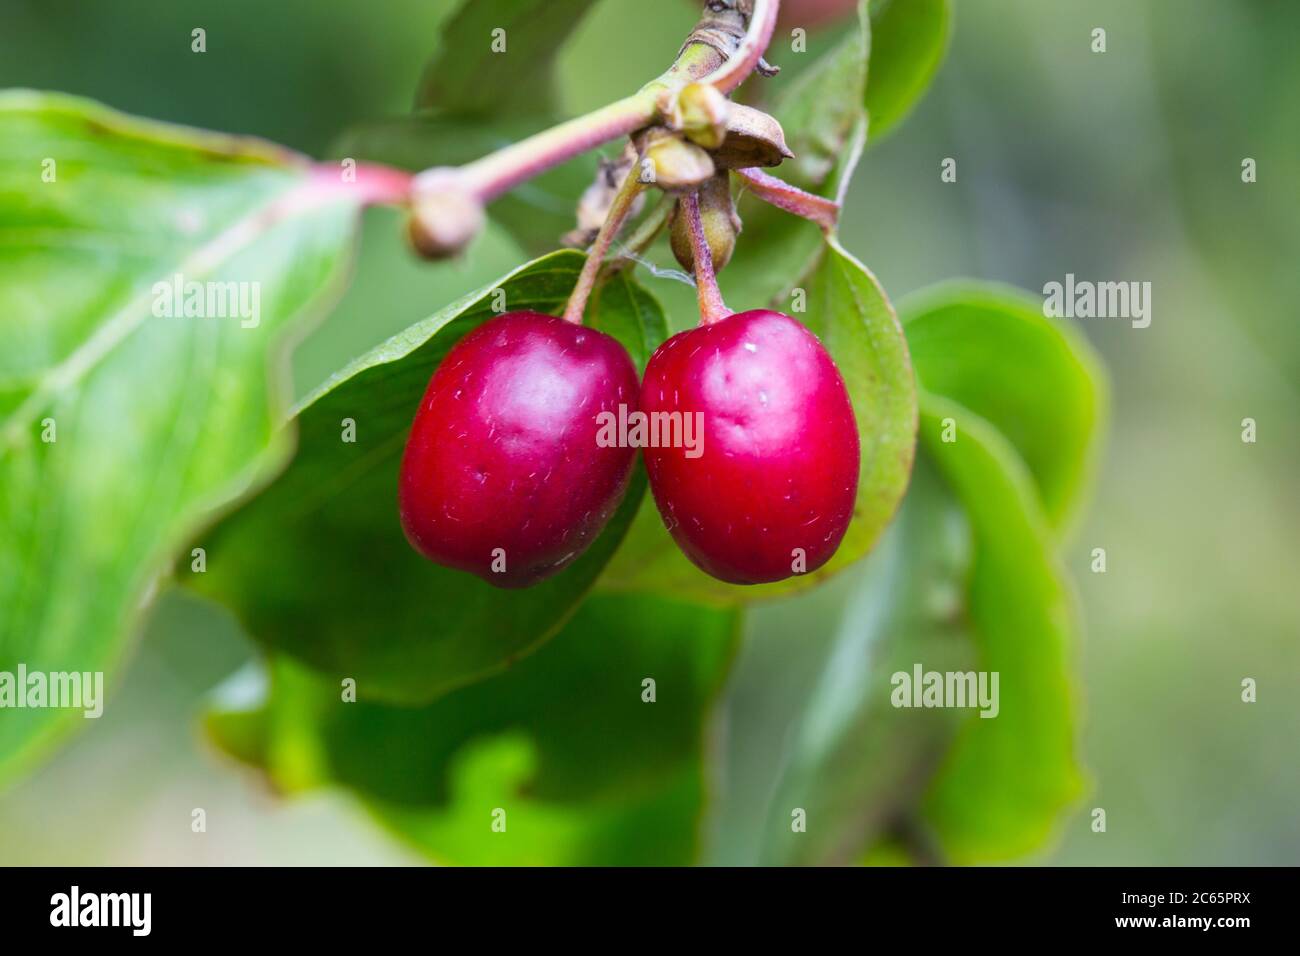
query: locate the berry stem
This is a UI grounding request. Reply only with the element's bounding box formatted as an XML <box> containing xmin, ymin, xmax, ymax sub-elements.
<box><xmin>563</xmin><ymin>165</ymin><xmax>649</xmax><ymax>324</ymax></box>
<box><xmin>735</xmin><ymin>166</ymin><xmax>840</xmax><ymax>232</ymax></box>
<box><xmin>683</xmin><ymin>190</ymin><xmax>733</xmax><ymax>325</ymax></box>
<box><xmin>609</xmin><ymin>193</ymin><xmax>672</xmax><ymax>272</ymax></box>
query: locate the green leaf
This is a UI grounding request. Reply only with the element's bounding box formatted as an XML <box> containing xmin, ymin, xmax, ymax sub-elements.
<box><xmin>711</xmin><ymin>409</ymin><xmax>1087</xmax><ymax>866</ymax></box>
<box><xmin>414</xmin><ymin>0</ymin><xmax>599</xmax><ymax>116</ymax></box>
<box><xmin>865</xmin><ymin>0</ymin><xmax>952</xmax><ymax>143</ymax></box>
<box><xmin>769</xmin><ymin>6</ymin><xmax>871</xmax><ymax>193</ymax></box>
<box><xmin>705</xmin><ymin>456</ymin><xmax>976</xmax><ymax>865</ymax></box>
<box><xmin>600</xmin><ymin>240</ymin><xmax>916</xmax><ymax>604</ymax></box>
<box><xmin>184</xmin><ymin>252</ymin><xmax>669</xmax><ymax>702</ymax></box>
<box><xmin>586</xmin><ymin>262</ymin><xmax>673</xmax><ymax>373</ymax></box>
<box><xmin>901</xmin><ymin>280</ymin><xmax>1107</xmax><ymax>534</ymax></box>
<box><xmin>917</xmin><ymin>395</ymin><xmax>1086</xmax><ymax>862</ymax></box>
<box><xmin>207</xmin><ymin>593</ymin><xmax>741</xmax><ymax>865</ymax></box>
<box><xmin>758</xmin><ymin>458</ymin><xmax>974</xmax><ymax>864</ymax></box>
<box><xmin>0</xmin><ymin>92</ymin><xmax>365</xmax><ymax>783</ymax></box>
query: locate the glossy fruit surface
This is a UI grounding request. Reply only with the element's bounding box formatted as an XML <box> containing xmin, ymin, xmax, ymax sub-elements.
<box><xmin>399</xmin><ymin>311</ymin><xmax>639</xmax><ymax>588</ymax></box>
<box><xmin>640</xmin><ymin>309</ymin><xmax>859</xmax><ymax>584</ymax></box>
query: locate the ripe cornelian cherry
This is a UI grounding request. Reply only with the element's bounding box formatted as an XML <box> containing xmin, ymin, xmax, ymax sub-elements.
<box><xmin>399</xmin><ymin>311</ymin><xmax>639</xmax><ymax>588</ymax></box>
<box><xmin>640</xmin><ymin>309</ymin><xmax>859</xmax><ymax>585</ymax></box>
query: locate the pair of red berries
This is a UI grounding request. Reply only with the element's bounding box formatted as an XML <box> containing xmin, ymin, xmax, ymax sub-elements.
<box><xmin>398</xmin><ymin>308</ymin><xmax>860</xmax><ymax>588</ymax></box>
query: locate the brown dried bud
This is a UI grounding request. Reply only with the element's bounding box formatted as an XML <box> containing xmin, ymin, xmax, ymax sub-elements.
<box><xmin>708</xmin><ymin>103</ymin><xmax>793</xmax><ymax>170</ymax></box>
<box><xmin>563</xmin><ymin>146</ymin><xmax>644</xmax><ymax>249</ymax></box>
<box><xmin>407</xmin><ymin>170</ymin><xmax>485</xmax><ymax>259</ymax></box>
<box><xmin>670</xmin><ymin>171</ymin><xmax>742</xmax><ymax>273</ymax></box>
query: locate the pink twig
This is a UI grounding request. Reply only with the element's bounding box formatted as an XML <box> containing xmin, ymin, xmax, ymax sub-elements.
<box><xmin>736</xmin><ymin>166</ymin><xmax>839</xmax><ymax>232</ymax></box>
<box><xmin>457</xmin><ymin>95</ymin><xmax>658</xmax><ymax>203</ymax></box>
<box><xmin>309</xmin><ymin>162</ymin><xmax>414</xmax><ymax>207</ymax></box>
<box><xmin>701</xmin><ymin>0</ymin><xmax>781</xmax><ymax>95</ymax></box>
<box><xmin>683</xmin><ymin>191</ymin><xmax>733</xmax><ymax>325</ymax></box>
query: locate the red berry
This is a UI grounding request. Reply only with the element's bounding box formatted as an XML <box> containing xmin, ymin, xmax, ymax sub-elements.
<box><xmin>399</xmin><ymin>311</ymin><xmax>639</xmax><ymax>588</ymax></box>
<box><xmin>640</xmin><ymin>309</ymin><xmax>859</xmax><ymax>585</ymax></box>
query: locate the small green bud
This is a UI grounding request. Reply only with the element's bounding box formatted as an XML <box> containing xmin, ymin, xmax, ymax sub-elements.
<box><xmin>676</xmin><ymin>82</ymin><xmax>730</xmax><ymax>150</ymax></box>
<box><xmin>670</xmin><ymin>171</ymin><xmax>741</xmax><ymax>273</ymax></box>
<box><xmin>639</xmin><ymin>129</ymin><xmax>716</xmax><ymax>192</ymax></box>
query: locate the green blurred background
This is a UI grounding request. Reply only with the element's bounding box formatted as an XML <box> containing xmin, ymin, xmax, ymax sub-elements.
<box><xmin>1</xmin><ymin>0</ymin><xmax>1296</xmax><ymax>864</ymax></box>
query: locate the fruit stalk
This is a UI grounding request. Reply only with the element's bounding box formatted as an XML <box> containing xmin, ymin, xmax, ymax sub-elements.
<box><xmin>563</xmin><ymin>164</ymin><xmax>649</xmax><ymax>323</ymax></box>
<box><xmin>681</xmin><ymin>190</ymin><xmax>733</xmax><ymax>325</ymax></box>
<box><xmin>608</xmin><ymin>194</ymin><xmax>672</xmax><ymax>272</ymax></box>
